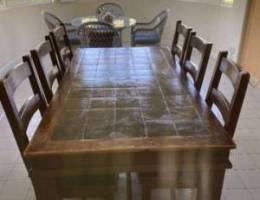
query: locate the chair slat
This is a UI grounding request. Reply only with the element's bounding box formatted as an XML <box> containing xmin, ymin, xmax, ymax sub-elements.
<box><xmin>183</xmin><ymin>32</ymin><xmax>212</xmax><ymax>91</ymax></box>
<box><xmin>31</xmin><ymin>38</ymin><xmax>62</xmax><ymax>103</ymax></box>
<box><xmin>36</xmin><ymin>41</ymin><xmax>53</xmax><ymax>57</ymax></box>
<box><xmin>171</xmin><ymin>20</ymin><xmax>192</xmax><ymax>65</ymax></box>
<box><xmin>220</xmin><ymin>58</ymin><xmax>240</xmax><ymax>87</ymax></box>
<box><xmin>5</xmin><ymin>62</ymin><xmax>32</xmax><ymax>95</ymax></box>
<box><xmin>19</xmin><ymin>94</ymin><xmax>41</xmax><ymax>131</ymax></box>
<box><xmin>210</xmin><ymin>88</ymin><xmax>230</xmax><ymax>123</ymax></box>
<box><xmin>50</xmin><ymin>25</ymin><xmax>73</xmax><ymax>74</ymax></box>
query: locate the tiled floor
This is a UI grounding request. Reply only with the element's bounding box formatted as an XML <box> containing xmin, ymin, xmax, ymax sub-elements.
<box><xmin>0</xmin><ymin>53</ymin><xmax>260</xmax><ymax>200</ymax></box>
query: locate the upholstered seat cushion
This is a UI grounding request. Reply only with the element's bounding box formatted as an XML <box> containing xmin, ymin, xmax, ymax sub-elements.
<box><xmin>133</xmin><ymin>31</ymin><xmax>160</xmax><ymax>45</ymax></box>
<box><xmin>67</xmin><ymin>31</ymin><xmax>81</xmax><ymax>45</ymax></box>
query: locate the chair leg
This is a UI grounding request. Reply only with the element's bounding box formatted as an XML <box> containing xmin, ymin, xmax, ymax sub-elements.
<box><xmin>142</xmin><ymin>185</ymin><xmax>151</xmax><ymax>200</ymax></box>
<box><xmin>126</xmin><ymin>172</ymin><xmax>132</xmax><ymax>200</ymax></box>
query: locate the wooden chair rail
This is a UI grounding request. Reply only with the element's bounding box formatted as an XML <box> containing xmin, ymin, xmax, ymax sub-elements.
<box><xmin>171</xmin><ymin>20</ymin><xmax>192</xmax><ymax>65</ymax></box>
<box><xmin>0</xmin><ymin>56</ymin><xmax>47</xmax><ymax>169</ymax></box>
<box><xmin>206</xmin><ymin>51</ymin><xmax>250</xmax><ymax>138</ymax></box>
<box><xmin>183</xmin><ymin>32</ymin><xmax>212</xmax><ymax>91</ymax></box>
<box><xmin>30</xmin><ymin>37</ymin><xmax>62</xmax><ymax>103</ymax></box>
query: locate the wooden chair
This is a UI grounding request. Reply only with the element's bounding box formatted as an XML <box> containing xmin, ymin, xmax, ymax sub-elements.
<box><xmin>0</xmin><ymin>56</ymin><xmax>47</xmax><ymax>170</ymax></box>
<box><xmin>182</xmin><ymin>32</ymin><xmax>212</xmax><ymax>91</ymax></box>
<box><xmin>171</xmin><ymin>20</ymin><xmax>192</xmax><ymax>66</ymax></box>
<box><xmin>49</xmin><ymin>25</ymin><xmax>73</xmax><ymax>74</ymax></box>
<box><xmin>30</xmin><ymin>36</ymin><xmax>63</xmax><ymax>104</ymax></box>
<box><xmin>206</xmin><ymin>51</ymin><xmax>250</xmax><ymax>138</ymax></box>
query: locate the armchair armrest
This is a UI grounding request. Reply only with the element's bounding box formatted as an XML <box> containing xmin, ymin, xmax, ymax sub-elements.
<box><xmin>64</xmin><ymin>23</ymin><xmax>77</xmax><ymax>32</ymax></box>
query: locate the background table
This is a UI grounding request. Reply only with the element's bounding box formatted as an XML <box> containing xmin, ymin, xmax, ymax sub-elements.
<box><xmin>25</xmin><ymin>47</ymin><xmax>235</xmax><ymax>200</ymax></box>
<box><xmin>71</xmin><ymin>16</ymin><xmax>136</xmax><ymax>30</ymax></box>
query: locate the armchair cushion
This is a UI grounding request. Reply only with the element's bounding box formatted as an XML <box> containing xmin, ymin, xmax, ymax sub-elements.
<box><xmin>133</xmin><ymin>31</ymin><xmax>160</xmax><ymax>45</ymax></box>
<box><xmin>67</xmin><ymin>31</ymin><xmax>81</xmax><ymax>45</ymax></box>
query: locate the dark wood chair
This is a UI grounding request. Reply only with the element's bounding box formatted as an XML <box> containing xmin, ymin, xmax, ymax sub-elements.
<box><xmin>30</xmin><ymin>36</ymin><xmax>63</xmax><ymax>104</ymax></box>
<box><xmin>171</xmin><ymin>20</ymin><xmax>192</xmax><ymax>66</ymax></box>
<box><xmin>182</xmin><ymin>32</ymin><xmax>212</xmax><ymax>91</ymax></box>
<box><xmin>49</xmin><ymin>25</ymin><xmax>73</xmax><ymax>74</ymax></box>
<box><xmin>206</xmin><ymin>51</ymin><xmax>250</xmax><ymax>138</ymax></box>
<box><xmin>0</xmin><ymin>56</ymin><xmax>47</xmax><ymax>170</ymax></box>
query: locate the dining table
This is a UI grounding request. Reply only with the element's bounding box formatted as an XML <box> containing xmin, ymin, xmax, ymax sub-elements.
<box><xmin>24</xmin><ymin>47</ymin><xmax>235</xmax><ymax>200</ymax></box>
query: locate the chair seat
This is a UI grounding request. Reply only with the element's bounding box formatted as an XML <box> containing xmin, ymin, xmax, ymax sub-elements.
<box><xmin>133</xmin><ymin>31</ymin><xmax>160</xmax><ymax>45</ymax></box>
<box><xmin>67</xmin><ymin>31</ymin><xmax>80</xmax><ymax>45</ymax></box>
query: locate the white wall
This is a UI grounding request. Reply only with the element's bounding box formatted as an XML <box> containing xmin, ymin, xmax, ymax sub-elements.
<box><xmin>0</xmin><ymin>0</ymin><xmax>248</xmax><ymax>70</ymax></box>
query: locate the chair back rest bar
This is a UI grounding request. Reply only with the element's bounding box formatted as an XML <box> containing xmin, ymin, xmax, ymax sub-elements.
<box><xmin>171</xmin><ymin>20</ymin><xmax>192</xmax><ymax>65</ymax></box>
<box><xmin>42</xmin><ymin>11</ymin><xmax>63</xmax><ymax>30</ymax></box>
<box><xmin>31</xmin><ymin>37</ymin><xmax>62</xmax><ymax>103</ymax></box>
<box><xmin>50</xmin><ymin>25</ymin><xmax>73</xmax><ymax>73</ymax></box>
<box><xmin>206</xmin><ymin>51</ymin><xmax>250</xmax><ymax>138</ymax></box>
<box><xmin>183</xmin><ymin>32</ymin><xmax>212</xmax><ymax>91</ymax></box>
<box><xmin>151</xmin><ymin>9</ymin><xmax>169</xmax><ymax>38</ymax></box>
<box><xmin>0</xmin><ymin>56</ymin><xmax>47</xmax><ymax>170</ymax></box>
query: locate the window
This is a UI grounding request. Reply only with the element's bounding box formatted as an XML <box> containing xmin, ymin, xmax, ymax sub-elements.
<box><xmin>0</xmin><ymin>0</ymin><xmax>52</xmax><ymax>8</ymax></box>
<box><xmin>177</xmin><ymin>0</ymin><xmax>235</xmax><ymax>7</ymax></box>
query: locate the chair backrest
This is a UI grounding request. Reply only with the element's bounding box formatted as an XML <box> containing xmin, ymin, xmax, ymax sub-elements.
<box><xmin>183</xmin><ymin>32</ymin><xmax>212</xmax><ymax>91</ymax></box>
<box><xmin>78</xmin><ymin>22</ymin><xmax>121</xmax><ymax>48</ymax></box>
<box><xmin>50</xmin><ymin>25</ymin><xmax>73</xmax><ymax>73</ymax></box>
<box><xmin>150</xmin><ymin>9</ymin><xmax>169</xmax><ymax>38</ymax></box>
<box><xmin>206</xmin><ymin>51</ymin><xmax>250</xmax><ymax>138</ymax></box>
<box><xmin>42</xmin><ymin>11</ymin><xmax>63</xmax><ymax>31</ymax></box>
<box><xmin>96</xmin><ymin>3</ymin><xmax>125</xmax><ymax>17</ymax></box>
<box><xmin>30</xmin><ymin>36</ymin><xmax>63</xmax><ymax>104</ymax></box>
<box><xmin>171</xmin><ymin>20</ymin><xmax>192</xmax><ymax>65</ymax></box>
<box><xmin>0</xmin><ymin>56</ymin><xmax>47</xmax><ymax>170</ymax></box>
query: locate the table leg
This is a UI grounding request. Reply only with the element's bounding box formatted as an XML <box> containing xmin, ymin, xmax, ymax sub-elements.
<box><xmin>197</xmin><ymin>169</ymin><xmax>225</xmax><ymax>200</ymax></box>
<box><xmin>31</xmin><ymin>176</ymin><xmax>61</xmax><ymax>200</ymax></box>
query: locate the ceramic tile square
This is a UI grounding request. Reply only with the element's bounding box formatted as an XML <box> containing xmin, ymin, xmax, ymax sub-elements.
<box><xmin>146</xmin><ymin>120</ymin><xmax>176</xmax><ymax>137</ymax></box>
<box><xmin>115</xmin><ymin>123</ymin><xmax>145</xmax><ymax>138</ymax></box>
<box><xmin>239</xmin><ymin>170</ymin><xmax>260</xmax><ymax>189</ymax></box>
<box><xmin>249</xmin><ymin>189</ymin><xmax>260</xmax><ymax>200</ymax></box>
<box><xmin>0</xmin><ymin>151</ymin><xmax>19</xmax><ymax>164</ymax></box>
<box><xmin>230</xmin><ymin>154</ymin><xmax>258</xmax><ymax>170</ymax></box>
<box><xmin>52</xmin><ymin>125</ymin><xmax>85</xmax><ymax>140</ymax></box>
<box><xmin>0</xmin><ymin>165</ymin><xmax>13</xmax><ymax>181</ymax></box>
<box><xmin>8</xmin><ymin>163</ymin><xmax>28</xmax><ymax>180</ymax></box>
<box><xmin>89</xmin><ymin>98</ymin><xmax>116</xmax><ymax>109</ymax></box>
<box><xmin>223</xmin><ymin>170</ymin><xmax>246</xmax><ymax>189</ymax></box>
<box><xmin>116</xmin><ymin>97</ymin><xmax>140</xmax><ymax>108</ymax></box>
<box><xmin>223</xmin><ymin>189</ymin><xmax>254</xmax><ymax>200</ymax></box>
<box><xmin>0</xmin><ymin>179</ymin><xmax>31</xmax><ymax>200</ymax></box>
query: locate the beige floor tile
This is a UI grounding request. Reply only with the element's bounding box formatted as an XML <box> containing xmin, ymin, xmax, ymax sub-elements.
<box><xmin>0</xmin><ymin>165</ymin><xmax>14</xmax><ymax>181</ymax></box>
<box><xmin>0</xmin><ymin>179</ymin><xmax>30</xmax><ymax>200</ymax></box>
<box><xmin>249</xmin><ymin>189</ymin><xmax>260</xmax><ymax>200</ymax></box>
<box><xmin>230</xmin><ymin>155</ymin><xmax>258</xmax><ymax>170</ymax></box>
<box><xmin>239</xmin><ymin>170</ymin><xmax>260</xmax><ymax>189</ymax></box>
<box><xmin>223</xmin><ymin>189</ymin><xmax>254</xmax><ymax>200</ymax></box>
<box><xmin>223</xmin><ymin>170</ymin><xmax>246</xmax><ymax>189</ymax></box>
<box><xmin>8</xmin><ymin>164</ymin><xmax>28</xmax><ymax>180</ymax></box>
<box><xmin>0</xmin><ymin>151</ymin><xmax>19</xmax><ymax>165</ymax></box>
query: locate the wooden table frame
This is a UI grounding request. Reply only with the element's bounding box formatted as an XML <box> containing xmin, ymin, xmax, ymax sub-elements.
<box><xmin>24</xmin><ymin>47</ymin><xmax>235</xmax><ymax>200</ymax></box>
